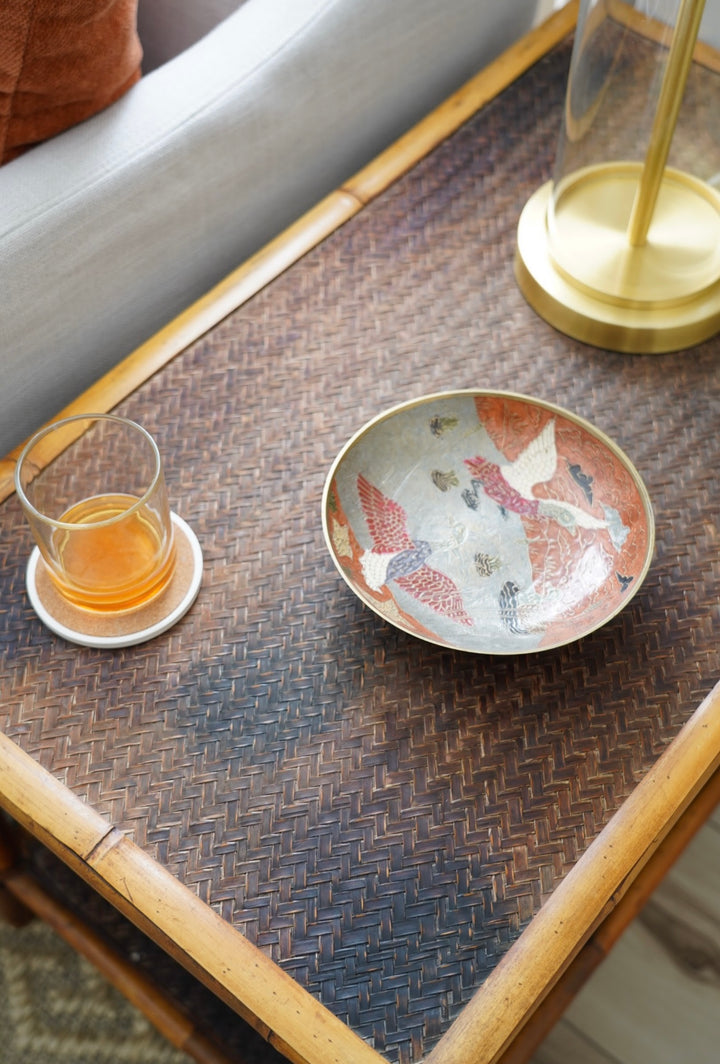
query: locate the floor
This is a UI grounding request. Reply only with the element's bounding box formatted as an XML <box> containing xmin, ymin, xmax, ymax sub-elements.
<box><xmin>534</xmin><ymin>0</ymin><xmax>567</xmax><ymax>23</ymax></box>
<box><xmin>530</xmin><ymin>804</ymin><xmax>720</xmax><ymax>1063</ymax></box>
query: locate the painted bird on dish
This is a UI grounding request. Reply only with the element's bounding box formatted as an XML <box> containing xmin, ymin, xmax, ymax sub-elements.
<box><xmin>357</xmin><ymin>474</ymin><xmax>473</xmax><ymax>627</ymax></box>
<box><xmin>464</xmin><ymin>419</ymin><xmax>613</xmax><ymax>538</ymax></box>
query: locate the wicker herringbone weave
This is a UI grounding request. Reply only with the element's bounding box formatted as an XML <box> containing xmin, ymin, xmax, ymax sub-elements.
<box><xmin>2</xmin><ymin>36</ymin><xmax>720</xmax><ymax>1064</ymax></box>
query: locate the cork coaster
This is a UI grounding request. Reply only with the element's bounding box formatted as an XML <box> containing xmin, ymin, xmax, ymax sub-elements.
<box><xmin>26</xmin><ymin>513</ymin><xmax>203</xmax><ymax>648</ymax></box>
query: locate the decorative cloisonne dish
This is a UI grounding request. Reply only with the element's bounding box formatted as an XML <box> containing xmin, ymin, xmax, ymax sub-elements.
<box><xmin>322</xmin><ymin>391</ymin><xmax>654</xmax><ymax>654</ymax></box>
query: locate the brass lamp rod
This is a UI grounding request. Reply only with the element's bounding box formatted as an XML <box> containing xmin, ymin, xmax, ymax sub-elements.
<box><xmin>627</xmin><ymin>0</ymin><xmax>707</xmax><ymax>247</ymax></box>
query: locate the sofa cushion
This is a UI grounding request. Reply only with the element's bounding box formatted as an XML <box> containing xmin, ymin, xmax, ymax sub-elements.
<box><xmin>0</xmin><ymin>0</ymin><xmax>142</xmax><ymax>165</ymax></box>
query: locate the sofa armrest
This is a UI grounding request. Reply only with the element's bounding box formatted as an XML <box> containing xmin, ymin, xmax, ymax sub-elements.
<box><xmin>0</xmin><ymin>0</ymin><xmax>538</xmax><ymax>456</ymax></box>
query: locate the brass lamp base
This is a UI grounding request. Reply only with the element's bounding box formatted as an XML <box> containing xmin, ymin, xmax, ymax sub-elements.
<box><xmin>515</xmin><ymin>165</ymin><xmax>720</xmax><ymax>354</ymax></box>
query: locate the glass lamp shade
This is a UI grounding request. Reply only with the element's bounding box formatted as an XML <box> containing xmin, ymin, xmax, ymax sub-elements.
<box><xmin>515</xmin><ymin>0</ymin><xmax>720</xmax><ymax>353</ymax></box>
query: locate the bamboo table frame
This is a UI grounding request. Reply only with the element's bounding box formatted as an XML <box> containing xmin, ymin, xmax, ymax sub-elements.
<box><xmin>3</xmin><ymin>5</ymin><xmax>720</xmax><ymax>1062</ymax></box>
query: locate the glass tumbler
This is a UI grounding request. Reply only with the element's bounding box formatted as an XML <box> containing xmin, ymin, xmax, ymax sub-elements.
<box><xmin>15</xmin><ymin>414</ymin><xmax>176</xmax><ymax>613</ymax></box>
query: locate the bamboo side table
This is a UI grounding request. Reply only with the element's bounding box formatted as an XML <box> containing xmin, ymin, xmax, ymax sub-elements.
<box><xmin>3</xmin><ymin>6</ymin><xmax>720</xmax><ymax>1064</ymax></box>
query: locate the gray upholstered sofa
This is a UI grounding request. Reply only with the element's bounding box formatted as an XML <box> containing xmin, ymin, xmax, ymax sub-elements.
<box><xmin>0</xmin><ymin>0</ymin><xmax>540</xmax><ymax>457</ymax></box>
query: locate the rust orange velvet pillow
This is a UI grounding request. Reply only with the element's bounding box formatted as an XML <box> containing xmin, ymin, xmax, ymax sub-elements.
<box><xmin>0</xmin><ymin>0</ymin><xmax>142</xmax><ymax>165</ymax></box>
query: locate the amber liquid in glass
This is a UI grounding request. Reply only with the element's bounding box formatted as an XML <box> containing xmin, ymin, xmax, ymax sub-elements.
<box><xmin>52</xmin><ymin>493</ymin><xmax>175</xmax><ymax>611</ymax></box>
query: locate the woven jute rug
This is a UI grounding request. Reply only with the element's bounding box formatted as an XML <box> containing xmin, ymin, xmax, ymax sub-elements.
<box><xmin>2</xmin><ymin>838</ymin><xmax>289</xmax><ymax>1064</ymax></box>
<box><xmin>0</xmin><ymin>920</ymin><xmax>188</xmax><ymax>1064</ymax></box>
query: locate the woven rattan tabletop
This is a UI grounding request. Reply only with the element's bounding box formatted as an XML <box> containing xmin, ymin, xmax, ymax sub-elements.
<box><xmin>3</xmin><ymin>12</ymin><xmax>720</xmax><ymax>1064</ymax></box>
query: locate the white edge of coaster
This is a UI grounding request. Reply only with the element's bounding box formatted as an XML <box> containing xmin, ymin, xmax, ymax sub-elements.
<box><xmin>26</xmin><ymin>513</ymin><xmax>203</xmax><ymax>649</ymax></box>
